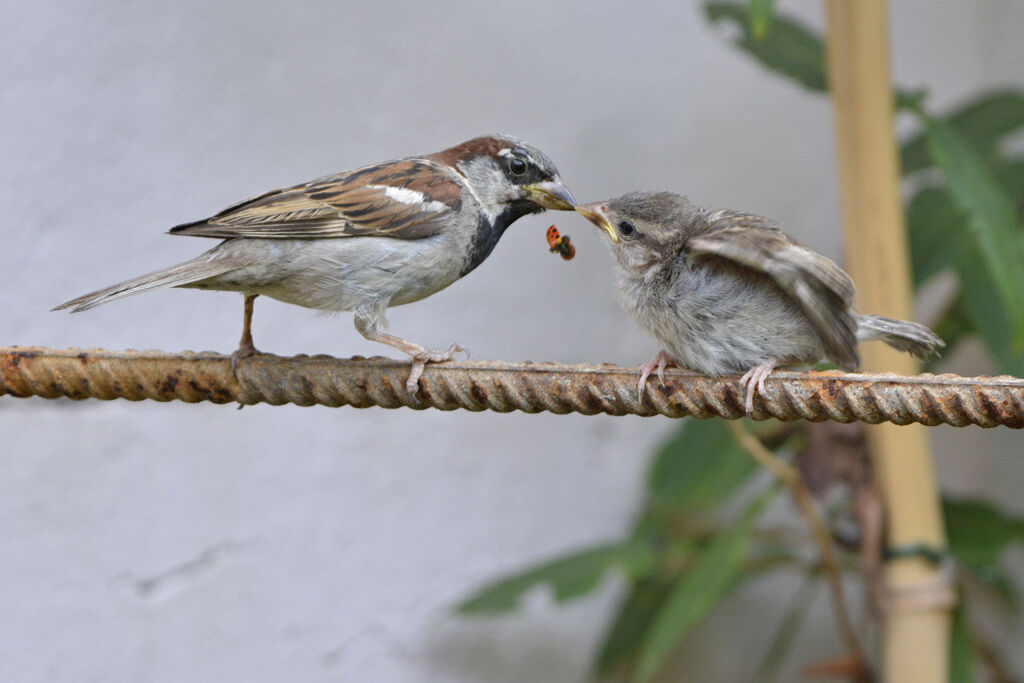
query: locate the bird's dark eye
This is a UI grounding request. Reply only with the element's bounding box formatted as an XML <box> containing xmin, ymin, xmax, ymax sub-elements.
<box><xmin>619</xmin><ymin>220</ymin><xmax>637</xmax><ymax>237</ymax></box>
<box><xmin>508</xmin><ymin>156</ymin><xmax>528</xmax><ymax>176</ymax></box>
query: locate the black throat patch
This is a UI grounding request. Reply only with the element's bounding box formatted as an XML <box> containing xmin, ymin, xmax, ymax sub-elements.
<box><xmin>459</xmin><ymin>201</ymin><xmax>540</xmax><ymax>276</ymax></box>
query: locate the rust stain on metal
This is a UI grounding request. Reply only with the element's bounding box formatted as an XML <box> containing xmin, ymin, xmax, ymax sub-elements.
<box><xmin>469</xmin><ymin>382</ymin><xmax>488</xmax><ymax>405</ymax></box>
<box><xmin>980</xmin><ymin>389</ymin><xmax>1021</xmax><ymax>429</ymax></box>
<box><xmin>1</xmin><ymin>347</ymin><xmax>1023</xmax><ymax>428</ymax></box>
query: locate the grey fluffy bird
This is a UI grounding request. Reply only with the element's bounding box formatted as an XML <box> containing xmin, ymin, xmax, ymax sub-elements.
<box><xmin>575</xmin><ymin>191</ymin><xmax>944</xmax><ymax>413</ymax></box>
<box><xmin>55</xmin><ymin>135</ymin><xmax>576</xmax><ymax>391</ymax></box>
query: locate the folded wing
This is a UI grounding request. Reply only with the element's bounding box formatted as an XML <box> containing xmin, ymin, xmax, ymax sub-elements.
<box><xmin>169</xmin><ymin>158</ymin><xmax>464</xmax><ymax>240</ymax></box>
<box><xmin>687</xmin><ymin>211</ymin><xmax>860</xmax><ymax>370</ymax></box>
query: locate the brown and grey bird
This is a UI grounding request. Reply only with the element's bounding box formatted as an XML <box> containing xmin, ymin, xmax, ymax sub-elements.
<box><xmin>55</xmin><ymin>135</ymin><xmax>576</xmax><ymax>391</ymax></box>
<box><xmin>575</xmin><ymin>191</ymin><xmax>943</xmax><ymax>413</ymax></box>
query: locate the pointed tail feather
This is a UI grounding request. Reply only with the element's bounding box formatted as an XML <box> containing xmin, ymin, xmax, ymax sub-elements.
<box><xmin>856</xmin><ymin>314</ymin><xmax>945</xmax><ymax>360</ymax></box>
<box><xmin>53</xmin><ymin>256</ymin><xmax>243</xmax><ymax>313</ymax></box>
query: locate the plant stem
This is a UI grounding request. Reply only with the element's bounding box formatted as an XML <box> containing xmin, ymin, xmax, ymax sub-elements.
<box><xmin>728</xmin><ymin>421</ymin><xmax>869</xmax><ymax>675</ymax></box>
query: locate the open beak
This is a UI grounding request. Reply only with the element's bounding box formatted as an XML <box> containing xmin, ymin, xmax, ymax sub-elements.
<box><xmin>575</xmin><ymin>202</ymin><xmax>618</xmax><ymax>242</ymax></box>
<box><xmin>524</xmin><ymin>178</ymin><xmax>577</xmax><ymax>211</ymax></box>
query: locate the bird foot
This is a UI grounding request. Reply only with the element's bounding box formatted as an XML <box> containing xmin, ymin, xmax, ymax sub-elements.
<box><xmin>405</xmin><ymin>343</ymin><xmax>470</xmax><ymax>393</ymax></box>
<box><xmin>230</xmin><ymin>342</ymin><xmax>261</xmax><ymax>377</ymax></box>
<box><xmin>738</xmin><ymin>359</ymin><xmax>778</xmax><ymax>416</ymax></box>
<box><xmin>637</xmin><ymin>350</ymin><xmax>677</xmax><ymax>401</ymax></box>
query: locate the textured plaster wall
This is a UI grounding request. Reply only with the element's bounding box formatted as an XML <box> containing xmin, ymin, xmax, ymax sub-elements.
<box><xmin>1</xmin><ymin>1</ymin><xmax>1022</xmax><ymax>681</ymax></box>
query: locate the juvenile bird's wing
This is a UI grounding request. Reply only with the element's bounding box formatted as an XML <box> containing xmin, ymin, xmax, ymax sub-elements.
<box><xmin>169</xmin><ymin>158</ymin><xmax>464</xmax><ymax>240</ymax></box>
<box><xmin>687</xmin><ymin>210</ymin><xmax>860</xmax><ymax>370</ymax></box>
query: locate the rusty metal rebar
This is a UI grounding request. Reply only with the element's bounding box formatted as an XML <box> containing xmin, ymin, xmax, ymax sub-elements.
<box><xmin>1</xmin><ymin>346</ymin><xmax>1022</xmax><ymax>428</ymax></box>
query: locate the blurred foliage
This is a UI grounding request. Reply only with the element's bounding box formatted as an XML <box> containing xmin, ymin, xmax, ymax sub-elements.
<box><xmin>633</xmin><ymin>490</ymin><xmax>772</xmax><ymax>682</ymax></box>
<box><xmin>705</xmin><ymin>3</ymin><xmax>826</xmax><ymax>91</ymax></box>
<box><xmin>705</xmin><ymin>1</ymin><xmax>1024</xmax><ymax>370</ymax></box>
<box><xmin>950</xmin><ymin>606</ymin><xmax>978</xmax><ymax>683</ymax></box>
<box><xmin>457</xmin><ymin>542</ymin><xmax>659</xmax><ymax>613</ymax></box>
<box><xmin>918</xmin><ymin>113</ymin><xmax>1024</xmax><ymax>355</ymax></box>
<box><xmin>457</xmin><ymin>2</ymin><xmax>1024</xmax><ymax>681</ymax></box>
<box><xmin>458</xmin><ymin>420</ymin><xmax>789</xmax><ymax>680</ymax></box>
<box><xmin>747</xmin><ymin>0</ymin><xmax>776</xmax><ymax>41</ymax></box>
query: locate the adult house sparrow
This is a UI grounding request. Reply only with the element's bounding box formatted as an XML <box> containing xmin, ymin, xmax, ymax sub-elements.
<box><xmin>575</xmin><ymin>191</ymin><xmax>944</xmax><ymax>413</ymax></box>
<box><xmin>55</xmin><ymin>135</ymin><xmax>576</xmax><ymax>391</ymax></box>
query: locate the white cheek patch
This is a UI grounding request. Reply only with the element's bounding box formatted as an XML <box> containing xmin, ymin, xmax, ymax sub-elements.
<box><xmin>369</xmin><ymin>185</ymin><xmax>448</xmax><ymax>213</ymax></box>
<box><xmin>461</xmin><ymin>181</ymin><xmax>496</xmax><ymax>222</ymax></box>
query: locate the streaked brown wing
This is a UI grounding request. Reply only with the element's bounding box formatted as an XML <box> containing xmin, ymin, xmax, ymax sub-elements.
<box><xmin>169</xmin><ymin>158</ymin><xmax>464</xmax><ymax>240</ymax></box>
<box><xmin>688</xmin><ymin>212</ymin><xmax>860</xmax><ymax>369</ymax></box>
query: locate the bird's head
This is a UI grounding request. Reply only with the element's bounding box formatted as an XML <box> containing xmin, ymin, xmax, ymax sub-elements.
<box><xmin>575</xmin><ymin>191</ymin><xmax>695</xmax><ymax>272</ymax></box>
<box><xmin>431</xmin><ymin>135</ymin><xmax>576</xmax><ymax>219</ymax></box>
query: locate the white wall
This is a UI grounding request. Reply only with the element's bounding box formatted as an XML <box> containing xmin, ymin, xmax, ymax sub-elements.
<box><xmin>1</xmin><ymin>1</ymin><xmax>1022</xmax><ymax>681</ymax></box>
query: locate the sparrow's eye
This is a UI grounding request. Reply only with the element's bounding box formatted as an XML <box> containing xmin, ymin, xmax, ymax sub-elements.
<box><xmin>619</xmin><ymin>220</ymin><xmax>637</xmax><ymax>238</ymax></box>
<box><xmin>508</xmin><ymin>157</ymin><xmax>528</xmax><ymax>176</ymax></box>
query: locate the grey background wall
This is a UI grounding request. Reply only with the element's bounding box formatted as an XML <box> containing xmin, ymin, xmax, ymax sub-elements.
<box><xmin>2</xmin><ymin>1</ymin><xmax>1022</xmax><ymax>681</ymax></box>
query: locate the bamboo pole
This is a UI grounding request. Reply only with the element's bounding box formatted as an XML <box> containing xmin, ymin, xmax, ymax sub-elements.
<box><xmin>824</xmin><ymin>2</ymin><xmax>951</xmax><ymax>682</ymax></box>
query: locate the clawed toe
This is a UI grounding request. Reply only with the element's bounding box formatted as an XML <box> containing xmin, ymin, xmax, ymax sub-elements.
<box><xmin>738</xmin><ymin>360</ymin><xmax>778</xmax><ymax>416</ymax></box>
<box><xmin>656</xmin><ymin>355</ymin><xmax>669</xmax><ymax>384</ymax></box>
<box><xmin>404</xmin><ymin>343</ymin><xmax>470</xmax><ymax>393</ymax></box>
<box><xmin>412</xmin><ymin>343</ymin><xmax>468</xmax><ymax>364</ymax></box>
<box><xmin>359</xmin><ymin>326</ymin><xmax>471</xmax><ymax>394</ymax></box>
<box><xmin>636</xmin><ymin>375</ymin><xmax>649</xmax><ymax>403</ymax></box>
<box><xmin>446</xmin><ymin>342</ymin><xmax>470</xmax><ymax>361</ymax></box>
<box><xmin>405</xmin><ymin>358</ymin><xmax>428</xmax><ymax>393</ymax></box>
<box><xmin>637</xmin><ymin>350</ymin><xmax>676</xmax><ymax>402</ymax></box>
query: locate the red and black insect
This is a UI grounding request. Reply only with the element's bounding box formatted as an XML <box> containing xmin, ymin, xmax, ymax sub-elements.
<box><xmin>546</xmin><ymin>226</ymin><xmax>575</xmax><ymax>261</ymax></box>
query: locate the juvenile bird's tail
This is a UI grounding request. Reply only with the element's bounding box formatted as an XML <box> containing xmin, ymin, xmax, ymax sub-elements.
<box><xmin>856</xmin><ymin>314</ymin><xmax>945</xmax><ymax>360</ymax></box>
<box><xmin>53</xmin><ymin>254</ymin><xmax>244</xmax><ymax>313</ymax></box>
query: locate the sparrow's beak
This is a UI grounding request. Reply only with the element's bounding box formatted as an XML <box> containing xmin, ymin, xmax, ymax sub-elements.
<box><xmin>524</xmin><ymin>178</ymin><xmax>577</xmax><ymax>211</ymax></box>
<box><xmin>575</xmin><ymin>202</ymin><xmax>618</xmax><ymax>242</ymax></box>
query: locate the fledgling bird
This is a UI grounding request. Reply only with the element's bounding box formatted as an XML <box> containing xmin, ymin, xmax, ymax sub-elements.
<box><xmin>54</xmin><ymin>135</ymin><xmax>576</xmax><ymax>391</ymax></box>
<box><xmin>575</xmin><ymin>191</ymin><xmax>944</xmax><ymax>413</ymax></box>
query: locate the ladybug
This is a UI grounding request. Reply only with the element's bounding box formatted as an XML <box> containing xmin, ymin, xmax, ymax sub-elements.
<box><xmin>546</xmin><ymin>225</ymin><xmax>575</xmax><ymax>261</ymax></box>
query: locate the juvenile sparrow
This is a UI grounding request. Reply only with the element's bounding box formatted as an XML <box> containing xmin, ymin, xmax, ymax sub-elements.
<box><xmin>55</xmin><ymin>135</ymin><xmax>576</xmax><ymax>391</ymax></box>
<box><xmin>575</xmin><ymin>191</ymin><xmax>944</xmax><ymax>413</ymax></box>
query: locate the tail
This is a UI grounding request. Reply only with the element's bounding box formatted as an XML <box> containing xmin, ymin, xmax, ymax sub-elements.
<box><xmin>53</xmin><ymin>254</ymin><xmax>244</xmax><ymax>313</ymax></box>
<box><xmin>856</xmin><ymin>314</ymin><xmax>945</xmax><ymax>360</ymax></box>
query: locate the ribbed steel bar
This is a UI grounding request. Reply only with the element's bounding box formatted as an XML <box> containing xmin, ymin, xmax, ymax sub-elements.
<box><xmin>1</xmin><ymin>346</ymin><xmax>1022</xmax><ymax>428</ymax></box>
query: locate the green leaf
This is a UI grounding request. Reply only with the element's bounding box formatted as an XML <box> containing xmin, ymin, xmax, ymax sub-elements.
<box><xmin>896</xmin><ymin>88</ymin><xmax>930</xmax><ymax>112</ymax></box>
<box><xmin>633</xmin><ymin>491</ymin><xmax>771</xmax><ymax>682</ymax></box>
<box><xmin>705</xmin><ymin>2</ymin><xmax>826</xmax><ymax>92</ymax></box>
<box><xmin>902</xmin><ymin>183</ymin><xmax>1024</xmax><ymax>368</ymax></box>
<box><xmin>902</xmin><ymin>91</ymin><xmax>1024</xmax><ymax>175</ymax></box>
<box><xmin>455</xmin><ymin>542</ymin><xmax>657</xmax><ymax>614</ymax></box>
<box><xmin>748</xmin><ymin>0</ymin><xmax>775</xmax><ymax>41</ymax></box>
<box><xmin>593</xmin><ymin>577</ymin><xmax>677</xmax><ymax>678</ymax></box>
<box><xmin>906</xmin><ymin>187</ymin><xmax>963</xmax><ymax>286</ymax></box>
<box><xmin>949</xmin><ymin>604</ymin><xmax>977</xmax><ymax>683</ymax></box>
<box><xmin>924</xmin><ymin>294</ymin><xmax>973</xmax><ymax>372</ymax></box>
<box><xmin>647</xmin><ymin>419</ymin><xmax>758</xmax><ymax>516</ymax></box>
<box><xmin>920</xmin><ymin>113</ymin><xmax>1024</xmax><ymax>349</ymax></box>
<box><xmin>994</xmin><ymin>157</ymin><xmax>1024</xmax><ymax>208</ymax></box>
<box><xmin>953</xmin><ymin>229</ymin><xmax>1024</xmax><ymax>375</ymax></box>
<box><xmin>944</xmin><ymin>498</ymin><xmax>1024</xmax><ymax>570</ymax></box>
<box><xmin>753</xmin><ymin>575</ymin><xmax>819</xmax><ymax>683</ymax></box>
